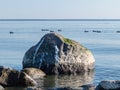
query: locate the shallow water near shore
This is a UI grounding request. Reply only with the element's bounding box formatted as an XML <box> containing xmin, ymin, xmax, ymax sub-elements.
<box><xmin>5</xmin><ymin>71</ymin><xmax>94</xmax><ymax>90</ymax></box>
<box><xmin>0</xmin><ymin>20</ymin><xmax>120</xmax><ymax>89</ymax></box>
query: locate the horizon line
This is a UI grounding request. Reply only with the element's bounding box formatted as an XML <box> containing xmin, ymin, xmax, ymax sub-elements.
<box><xmin>1</xmin><ymin>19</ymin><xmax>120</xmax><ymax>21</ymax></box>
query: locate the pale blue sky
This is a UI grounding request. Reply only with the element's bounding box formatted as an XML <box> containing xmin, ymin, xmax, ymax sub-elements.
<box><xmin>0</xmin><ymin>0</ymin><xmax>120</xmax><ymax>19</ymax></box>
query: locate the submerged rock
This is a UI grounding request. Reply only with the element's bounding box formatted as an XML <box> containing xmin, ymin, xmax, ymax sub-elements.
<box><xmin>22</xmin><ymin>68</ymin><xmax>46</xmax><ymax>79</ymax></box>
<box><xmin>80</xmin><ymin>84</ymin><xmax>96</xmax><ymax>90</ymax></box>
<box><xmin>48</xmin><ymin>85</ymin><xmax>96</xmax><ymax>90</ymax></box>
<box><xmin>22</xmin><ymin>33</ymin><xmax>95</xmax><ymax>74</ymax></box>
<box><xmin>0</xmin><ymin>66</ymin><xmax>37</xmax><ymax>87</ymax></box>
<box><xmin>96</xmin><ymin>80</ymin><xmax>120</xmax><ymax>90</ymax></box>
<box><xmin>48</xmin><ymin>87</ymin><xmax>75</xmax><ymax>90</ymax></box>
<box><xmin>27</xmin><ymin>87</ymin><xmax>43</xmax><ymax>90</ymax></box>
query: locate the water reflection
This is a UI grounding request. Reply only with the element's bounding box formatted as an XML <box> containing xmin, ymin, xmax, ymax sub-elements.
<box><xmin>40</xmin><ymin>71</ymin><xmax>94</xmax><ymax>89</ymax></box>
<box><xmin>5</xmin><ymin>71</ymin><xmax>94</xmax><ymax>90</ymax></box>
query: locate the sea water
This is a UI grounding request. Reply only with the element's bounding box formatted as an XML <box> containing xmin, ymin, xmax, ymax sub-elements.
<box><xmin>0</xmin><ymin>20</ymin><xmax>120</xmax><ymax>89</ymax></box>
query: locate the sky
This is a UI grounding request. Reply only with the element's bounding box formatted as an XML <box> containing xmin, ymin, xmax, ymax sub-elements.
<box><xmin>0</xmin><ymin>0</ymin><xmax>120</xmax><ymax>19</ymax></box>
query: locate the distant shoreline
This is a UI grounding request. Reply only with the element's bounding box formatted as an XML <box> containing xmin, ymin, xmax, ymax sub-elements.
<box><xmin>1</xmin><ymin>19</ymin><xmax>120</xmax><ymax>21</ymax></box>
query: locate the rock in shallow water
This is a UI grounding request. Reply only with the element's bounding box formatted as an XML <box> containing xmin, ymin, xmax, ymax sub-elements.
<box><xmin>22</xmin><ymin>68</ymin><xmax>46</xmax><ymax>79</ymax></box>
<box><xmin>96</xmin><ymin>80</ymin><xmax>120</xmax><ymax>90</ymax></box>
<box><xmin>0</xmin><ymin>66</ymin><xmax>37</xmax><ymax>87</ymax></box>
<box><xmin>48</xmin><ymin>87</ymin><xmax>75</xmax><ymax>90</ymax></box>
<box><xmin>22</xmin><ymin>33</ymin><xmax>95</xmax><ymax>75</ymax></box>
<box><xmin>80</xmin><ymin>84</ymin><xmax>96</xmax><ymax>90</ymax></box>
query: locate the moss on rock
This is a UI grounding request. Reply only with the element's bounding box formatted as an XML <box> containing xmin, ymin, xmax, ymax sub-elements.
<box><xmin>63</xmin><ymin>38</ymin><xmax>74</xmax><ymax>45</ymax></box>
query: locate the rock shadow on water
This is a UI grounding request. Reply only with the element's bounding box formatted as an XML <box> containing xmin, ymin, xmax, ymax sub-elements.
<box><xmin>36</xmin><ymin>70</ymin><xmax>94</xmax><ymax>90</ymax></box>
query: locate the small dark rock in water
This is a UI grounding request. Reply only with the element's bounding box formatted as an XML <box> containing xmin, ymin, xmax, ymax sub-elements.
<box><xmin>84</xmin><ymin>30</ymin><xmax>89</xmax><ymax>32</ymax></box>
<box><xmin>48</xmin><ymin>87</ymin><xmax>76</xmax><ymax>90</ymax></box>
<box><xmin>27</xmin><ymin>87</ymin><xmax>44</xmax><ymax>90</ymax></box>
<box><xmin>92</xmin><ymin>30</ymin><xmax>101</xmax><ymax>33</ymax></box>
<box><xmin>116</xmin><ymin>31</ymin><xmax>120</xmax><ymax>33</ymax></box>
<box><xmin>0</xmin><ymin>66</ymin><xmax>37</xmax><ymax>87</ymax></box>
<box><xmin>9</xmin><ymin>31</ymin><xmax>14</xmax><ymax>34</ymax></box>
<box><xmin>97</xmin><ymin>31</ymin><xmax>101</xmax><ymax>33</ymax></box>
<box><xmin>58</xmin><ymin>29</ymin><xmax>62</xmax><ymax>32</ymax></box>
<box><xmin>50</xmin><ymin>30</ymin><xmax>54</xmax><ymax>32</ymax></box>
<box><xmin>80</xmin><ymin>84</ymin><xmax>96</xmax><ymax>90</ymax></box>
<box><xmin>96</xmin><ymin>80</ymin><xmax>120</xmax><ymax>90</ymax></box>
<box><xmin>92</xmin><ymin>30</ymin><xmax>96</xmax><ymax>32</ymax></box>
<box><xmin>22</xmin><ymin>33</ymin><xmax>95</xmax><ymax>75</ymax></box>
<box><xmin>41</xmin><ymin>29</ymin><xmax>49</xmax><ymax>31</ymax></box>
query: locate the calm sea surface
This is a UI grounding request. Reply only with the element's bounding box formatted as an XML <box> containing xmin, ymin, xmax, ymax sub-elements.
<box><xmin>0</xmin><ymin>20</ymin><xmax>120</xmax><ymax>89</ymax></box>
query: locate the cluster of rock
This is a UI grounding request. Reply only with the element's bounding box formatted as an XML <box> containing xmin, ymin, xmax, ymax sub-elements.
<box><xmin>0</xmin><ymin>66</ymin><xmax>45</xmax><ymax>90</ymax></box>
<box><xmin>1</xmin><ymin>33</ymin><xmax>119</xmax><ymax>90</ymax></box>
<box><xmin>0</xmin><ymin>66</ymin><xmax>39</xmax><ymax>87</ymax></box>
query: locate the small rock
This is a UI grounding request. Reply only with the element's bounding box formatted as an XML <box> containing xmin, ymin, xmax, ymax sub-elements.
<box><xmin>18</xmin><ymin>72</ymin><xmax>37</xmax><ymax>86</ymax></box>
<box><xmin>9</xmin><ymin>31</ymin><xmax>14</xmax><ymax>34</ymax></box>
<box><xmin>22</xmin><ymin>68</ymin><xmax>46</xmax><ymax>79</ymax></box>
<box><xmin>96</xmin><ymin>80</ymin><xmax>120</xmax><ymax>90</ymax></box>
<box><xmin>48</xmin><ymin>87</ymin><xmax>76</xmax><ymax>90</ymax></box>
<box><xmin>27</xmin><ymin>87</ymin><xmax>43</xmax><ymax>90</ymax></box>
<box><xmin>0</xmin><ymin>66</ymin><xmax>37</xmax><ymax>87</ymax></box>
<box><xmin>80</xmin><ymin>84</ymin><xmax>96</xmax><ymax>90</ymax></box>
<box><xmin>0</xmin><ymin>66</ymin><xmax>20</xmax><ymax>86</ymax></box>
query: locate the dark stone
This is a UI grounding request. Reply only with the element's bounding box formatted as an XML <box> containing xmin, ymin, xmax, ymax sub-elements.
<box><xmin>27</xmin><ymin>87</ymin><xmax>44</xmax><ymax>90</ymax></box>
<box><xmin>96</xmin><ymin>80</ymin><xmax>120</xmax><ymax>90</ymax></box>
<box><xmin>18</xmin><ymin>72</ymin><xmax>37</xmax><ymax>86</ymax></box>
<box><xmin>80</xmin><ymin>84</ymin><xmax>96</xmax><ymax>90</ymax></box>
<box><xmin>48</xmin><ymin>87</ymin><xmax>77</xmax><ymax>90</ymax></box>
<box><xmin>0</xmin><ymin>66</ymin><xmax>19</xmax><ymax>86</ymax></box>
<box><xmin>23</xmin><ymin>33</ymin><xmax>95</xmax><ymax>75</ymax></box>
<box><xmin>0</xmin><ymin>66</ymin><xmax>37</xmax><ymax>87</ymax></box>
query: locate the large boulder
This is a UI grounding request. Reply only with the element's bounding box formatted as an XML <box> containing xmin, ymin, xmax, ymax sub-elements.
<box><xmin>0</xmin><ymin>66</ymin><xmax>37</xmax><ymax>86</ymax></box>
<box><xmin>96</xmin><ymin>80</ymin><xmax>120</xmax><ymax>90</ymax></box>
<box><xmin>22</xmin><ymin>68</ymin><xmax>46</xmax><ymax>79</ymax></box>
<box><xmin>22</xmin><ymin>33</ymin><xmax>95</xmax><ymax>74</ymax></box>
